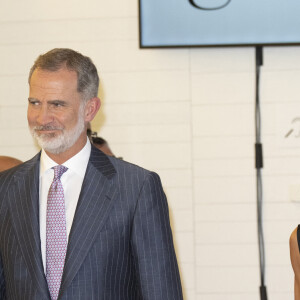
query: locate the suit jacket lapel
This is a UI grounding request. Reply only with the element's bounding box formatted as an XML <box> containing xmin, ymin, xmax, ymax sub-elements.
<box><xmin>60</xmin><ymin>146</ymin><xmax>117</xmax><ymax>293</ymax></box>
<box><xmin>9</xmin><ymin>153</ymin><xmax>50</xmax><ymax>299</ymax></box>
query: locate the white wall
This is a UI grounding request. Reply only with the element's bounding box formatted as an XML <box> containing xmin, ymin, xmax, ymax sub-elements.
<box><xmin>0</xmin><ymin>1</ymin><xmax>299</xmax><ymax>299</ymax></box>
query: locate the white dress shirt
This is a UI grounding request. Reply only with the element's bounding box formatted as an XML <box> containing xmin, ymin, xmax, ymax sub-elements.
<box><xmin>39</xmin><ymin>139</ymin><xmax>91</xmax><ymax>271</ymax></box>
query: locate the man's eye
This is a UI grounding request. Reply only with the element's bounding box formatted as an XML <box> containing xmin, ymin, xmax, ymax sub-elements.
<box><xmin>29</xmin><ymin>100</ymin><xmax>39</xmax><ymax>105</ymax></box>
<box><xmin>52</xmin><ymin>102</ymin><xmax>65</xmax><ymax>107</ymax></box>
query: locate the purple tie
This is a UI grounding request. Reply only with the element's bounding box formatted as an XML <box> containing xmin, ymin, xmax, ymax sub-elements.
<box><xmin>46</xmin><ymin>165</ymin><xmax>68</xmax><ymax>300</ymax></box>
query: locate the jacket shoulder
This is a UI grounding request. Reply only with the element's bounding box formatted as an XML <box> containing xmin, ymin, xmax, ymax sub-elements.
<box><xmin>0</xmin><ymin>153</ymin><xmax>40</xmax><ymax>188</ymax></box>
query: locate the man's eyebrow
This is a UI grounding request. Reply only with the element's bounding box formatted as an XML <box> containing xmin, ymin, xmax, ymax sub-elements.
<box><xmin>28</xmin><ymin>98</ymin><xmax>67</xmax><ymax>105</ymax></box>
<box><xmin>28</xmin><ymin>97</ymin><xmax>38</xmax><ymax>102</ymax></box>
<box><xmin>48</xmin><ymin>100</ymin><xmax>67</xmax><ymax>105</ymax></box>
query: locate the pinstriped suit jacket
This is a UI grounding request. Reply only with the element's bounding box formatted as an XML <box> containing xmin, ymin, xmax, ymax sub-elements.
<box><xmin>0</xmin><ymin>146</ymin><xmax>183</xmax><ymax>300</ymax></box>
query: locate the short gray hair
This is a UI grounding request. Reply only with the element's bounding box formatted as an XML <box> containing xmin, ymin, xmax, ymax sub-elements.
<box><xmin>28</xmin><ymin>48</ymin><xmax>99</xmax><ymax>101</ymax></box>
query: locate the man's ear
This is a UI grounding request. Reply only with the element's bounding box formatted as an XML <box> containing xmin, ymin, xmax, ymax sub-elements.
<box><xmin>84</xmin><ymin>97</ymin><xmax>101</xmax><ymax>122</ymax></box>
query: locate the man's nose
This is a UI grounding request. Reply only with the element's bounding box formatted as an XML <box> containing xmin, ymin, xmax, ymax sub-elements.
<box><xmin>36</xmin><ymin>106</ymin><xmax>53</xmax><ymax>125</ymax></box>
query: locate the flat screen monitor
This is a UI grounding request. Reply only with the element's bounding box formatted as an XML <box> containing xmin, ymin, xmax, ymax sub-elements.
<box><xmin>139</xmin><ymin>0</ymin><xmax>300</xmax><ymax>48</ymax></box>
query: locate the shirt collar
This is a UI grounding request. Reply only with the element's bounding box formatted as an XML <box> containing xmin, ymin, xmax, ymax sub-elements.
<box><xmin>40</xmin><ymin>137</ymin><xmax>91</xmax><ymax>179</ymax></box>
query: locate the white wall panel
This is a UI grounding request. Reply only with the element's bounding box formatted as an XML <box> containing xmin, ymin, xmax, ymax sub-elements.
<box><xmin>192</xmin><ymin>104</ymin><xmax>254</xmax><ymax>137</ymax></box>
<box><xmin>264</xmin><ymin>47</ymin><xmax>300</xmax><ymax>70</ymax></box>
<box><xmin>158</xmin><ymin>169</ymin><xmax>192</xmax><ymax>188</ymax></box>
<box><xmin>196</xmin><ymin>203</ymin><xmax>256</xmax><ymax>222</ymax></box>
<box><xmin>0</xmin><ymin>75</ymin><xmax>28</xmax><ymax>107</ymax></box>
<box><xmin>97</xmin><ymin>124</ymin><xmax>191</xmax><ymax>144</ymax></box>
<box><xmin>172</xmin><ymin>209</ymin><xmax>194</xmax><ymax>232</ymax></box>
<box><xmin>0</xmin><ymin>106</ymin><xmax>27</xmax><ymax>129</ymax></box>
<box><xmin>194</xmin><ymin>176</ymin><xmax>256</xmax><ymax>204</ymax></box>
<box><xmin>196</xmin><ymin>244</ymin><xmax>258</xmax><ymax>266</ymax></box>
<box><xmin>195</xmin><ymin>221</ymin><xmax>257</xmax><ymax>245</ymax></box>
<box><xmin>101</xmin><ymin>70</ymin><xmax>190</xmax><ymax>103</ymax></box>
<box><xmin>0</xmin><ymin>144</ymin><xmax>39</xmax><ymax>161</ymax></box>
<box><xmin>0</xmin><ymin>18</ymin><xmax>137</xmax><ymax>45</ymax></box>
<box><xmin>0</xmin><ymin>128</ymin><xmax>32</xmax><ymax>146</ymax></box>
<box><xmin>194</xmin><ymin>158</ymin><xmax>255</xmax><ymax>177</ymax></box>
<box><xmin>165</xmin><ymin>187</ymin><xmax>193</xmax><ymax>210</ymax></box>
<box><xmin>175</xmin><ymin>232</ymin><xmax>195</xmax><ymax>263</ymax></box>
<box><xmin>192</xmin><ymin>72</ymin><xmax>254</xmax><ymax>104</ymax></box>
<box><xmin>193</xmin><ymin>136</ymin><xmax>253</xmax><ymax>159</ymax></box>
<box><xmin>102</xmin><ymin>102</ymin><xmax>190</xmax><ymax>125</ymax></box>
<box><xmin>262</xmin><ymin>70</ymin><xmax>300</xmax><ymax>103</ymax></box>
<box><xmin>190</xmin><ymin>48</ymin><xmax>254</xmax><ymax>73</ymax></box>
<box><xmin>196</xmin><ymin>294</ymin><xmax>258</xmax><ymax>300</ymax></box>
<box><xmin>196</xmin><ymin>266</ymin><xmax>259</xmax><ymax>293</ymax></box>
<box><xmin>0</xmin><ymin>0</ymin><xmax>137</xmax><ymax>21</ymax></box>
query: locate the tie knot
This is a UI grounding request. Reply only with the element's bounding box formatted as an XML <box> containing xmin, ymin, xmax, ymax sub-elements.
<box><xmin>53</xmin><ymin>165</ymin><xmax>68</xmax><ymax>180</ymax></box>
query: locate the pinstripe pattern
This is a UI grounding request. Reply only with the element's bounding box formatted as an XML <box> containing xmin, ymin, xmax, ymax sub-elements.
<box><xmin>0</xmin><ymin>146</ymin><xmax>183</xmax><ymax>299</ymax></box>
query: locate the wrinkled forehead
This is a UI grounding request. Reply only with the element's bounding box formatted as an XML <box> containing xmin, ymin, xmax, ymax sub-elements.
<box><xmin>30</xmin><ymin>68</ymin><xmax>77</xmax><ymax>90</ymax></box>
<box><xmin>29</xmin><ymin>68</ymin><xmax>81</xmax><ymax>103</ymax></box>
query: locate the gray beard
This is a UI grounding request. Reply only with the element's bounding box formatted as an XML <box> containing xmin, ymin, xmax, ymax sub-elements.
<box><xmin>30</xmin><ymin>106</ymin><xmax>85</xmax><ymax>154</ymax></box>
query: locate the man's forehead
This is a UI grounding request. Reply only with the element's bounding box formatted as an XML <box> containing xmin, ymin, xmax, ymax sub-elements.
<box><xmin>30</xmin><ymin>67</ymin><xmax>77</xmax><ymax>82</ymax></box>
<box><xmin>29</xmin><ymin>68</ymin><xmax>82</xmax><ymax>104</ymax></box>
<box><xmin>30</xmin><ymin>68</ymin><xmax>78</xmax><ymax>90</ymax></box>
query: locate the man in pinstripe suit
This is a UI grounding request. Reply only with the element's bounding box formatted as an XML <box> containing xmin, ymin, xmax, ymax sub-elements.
<box><xmin>0</xmin><ymin>48</ymin><xmax>183</xmax><ymax>300</ymax></box>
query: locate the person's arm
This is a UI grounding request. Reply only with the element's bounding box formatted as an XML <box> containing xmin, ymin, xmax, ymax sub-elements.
<box><xmin>290</xmin><ymin>227</ymin><xmax>300</xmax><ymax>300</ymax></box>
<box><xmin>131</xmin><ymin>172</ymin><xmax>183</xmax><ymax>300</ymax></box>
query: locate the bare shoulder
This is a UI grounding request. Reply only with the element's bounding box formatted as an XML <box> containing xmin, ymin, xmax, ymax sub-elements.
<box><xmin>291</xmin><ymin>227</ymin><xmax>300</xmax><ymax>300</ymax></box>
<box><xmin>291</xmin><ymin>227</ymin><xmax>298</xmax><ymax>251</ymax></box>
<box><xmin>290</xmin><ymin>227</ymin><xmax>300</xmax><ymax>273</ymax></box>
